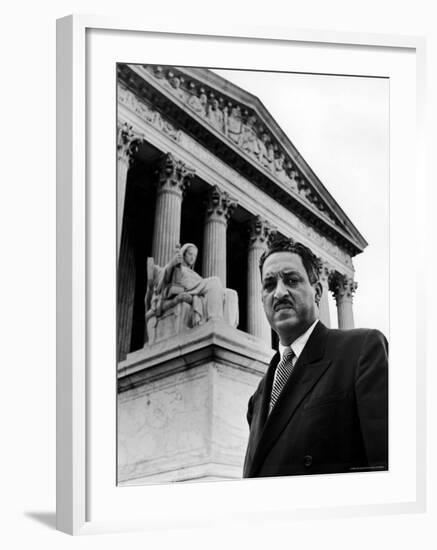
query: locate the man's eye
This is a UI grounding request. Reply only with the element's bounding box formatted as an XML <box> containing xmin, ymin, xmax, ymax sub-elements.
<box><xmin>263</xmin><ymin>281</ymin><xmax>275</xmax><ymax>291</ymax></box>
<box><xmin>284</xmin><ymin>277</ymin><xmax>299</xmax><ymax>286</ymax></box>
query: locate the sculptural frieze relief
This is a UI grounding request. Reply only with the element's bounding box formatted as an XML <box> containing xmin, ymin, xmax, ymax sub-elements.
<box><xmin>166</xmin><ymin>71</ymin><xmax>188</xmax><ymax>102</ymax></box>
<box><xmin>259</xmin><ymin>134</ymin><xmax>274</xmax><ymax>170</ymax></box>
<box><xmin>187</xmin><ymin>83</ymin><xmax>208</xmax><ymax>115</ymax></box>
<box><xmin>226</xmin><ymin>105</ymin><xmax>243</xmax><ymax>144</ymax></box>
<box><xmin>206</xmin><ymin>96</ymin><xmax>225</xmax><ymax>132</ymax></box>
<box><xmin>118</xmin><ymin>86</ymin><xmax>182</xmax><ymax>143</ymax></box>
<box><xmin>118</xmin><ymin>75</ymin><xmax>353</xmax><ymax>256</ymax></box>
<box><xmin>142</xmin><ymin>65</ymin><xmax>338</xmax><ymax>226</ymax></box>
<box><xmin>239</xmin><ymin>114</ymin><xmax>260</xmax><ymax>158</ymax></box>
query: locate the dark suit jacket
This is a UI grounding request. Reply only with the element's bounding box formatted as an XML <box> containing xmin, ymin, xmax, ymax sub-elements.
<box><xmin>243</xmin><ymin>321</ymin><xmax>388</xmax><ymax>478</ymax></box>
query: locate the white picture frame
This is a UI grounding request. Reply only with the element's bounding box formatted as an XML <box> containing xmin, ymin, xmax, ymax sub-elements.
<box><xmin>56</xmin><ymin>14</ymin><xmax>426</xmax><ymax>535</ymax></box>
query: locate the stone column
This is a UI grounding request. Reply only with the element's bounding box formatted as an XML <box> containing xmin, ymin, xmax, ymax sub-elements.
<box><xmin>117</xmin><ymin>225</ymin><xmax>136</xmax><ymax>361</ymax></box>
<box><xmin>330</xmin><ymin>273</ymin><xmax>357</xmax><ymax>329</ymax></box>
<box><xmin>202</xmin><ymin>185</ymin><xmax>236</xmax><ymax>286</ymax></box>
<box><xmin>117</xmin><ymin>123</ymin><xmax>137</xmax><ymax>258</ymax></box>
<box><xmin>152</xmin><ymin>153</ymin><xmax>194</xmax><ymax>266</ymax></box>
<box><xmin>247</xmin><ymin>216</ymin><xmax>272</xmax><ymax>344</ymax></box>
<box><xmin>318</xmin><ymin>262</ymin><xmax>331</xmax><ymax>328</ymax></box>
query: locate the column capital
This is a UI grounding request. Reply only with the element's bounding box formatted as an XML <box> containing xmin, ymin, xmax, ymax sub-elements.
<box><xmin>117</xmin><ymin>122</ymin><xmax>139</xmax><ymax>165</ymax></box>
<box><xmin>156</xmin><ymin>153</ymin><xmax>195</xmax><ymax>195</ymax></box>
<box><xmin>248</xmin><ymin>216</ymin><xmax>273</xmax><ymax>248</ymax></box>
<box><xmin>205</xmin><ymin>185</ymin><xmax>237</xmax><ymax>224</ymax></box>
<box><xmin>317</xmin><ymin>261</ymin><xmax>332</xmax><ymax>328</ymax></box>
<box><xmin>329</xmin><ymin>273</ymin><xmax>358</xmax><ymax>303</ymax></box>
<box><xmin>318</xmin><ymin>261</ymin><xmax>334</xmax><ymax>284</ymax></box>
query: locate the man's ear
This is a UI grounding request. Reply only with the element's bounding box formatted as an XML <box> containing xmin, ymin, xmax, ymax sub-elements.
<box><xmin>314</xmin><ymin>281</ymin><xmax>323</xmax><ymax>306</ymax></box>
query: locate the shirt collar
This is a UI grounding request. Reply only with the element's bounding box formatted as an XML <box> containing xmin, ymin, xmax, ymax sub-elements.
<box><xmin>278</xmin><ymin>319</ymin><xmax>319</xmax><ymax>362</ymax></box>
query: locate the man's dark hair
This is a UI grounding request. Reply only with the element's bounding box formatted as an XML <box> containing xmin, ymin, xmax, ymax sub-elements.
<box><xmin>259</xmin><ymin>233</ymin><xmax>321</xmax><ymax>284</ymax></box>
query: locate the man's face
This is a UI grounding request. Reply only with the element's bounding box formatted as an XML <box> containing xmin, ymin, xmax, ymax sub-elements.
<box><xmin>184</xmin><ymin>247</ymin><xmax>197</xmax><ymax>267</ymax></box>
<box><xmin>261</xmin><ymin>252</ymin><xmax>321</xmax><ymax>344</ymax></box>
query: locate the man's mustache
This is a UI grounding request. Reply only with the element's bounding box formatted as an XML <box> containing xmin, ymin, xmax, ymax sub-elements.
<box><xmin>273</xmin><ymin>299</ymin><xmax>294</xmax><ymax>311</ymax></box>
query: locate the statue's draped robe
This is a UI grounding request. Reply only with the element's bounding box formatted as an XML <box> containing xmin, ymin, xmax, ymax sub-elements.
<box><xmin>154</xmin><ymin>263</ymin><xmax>209</xmax><ymax>325</ymax></box>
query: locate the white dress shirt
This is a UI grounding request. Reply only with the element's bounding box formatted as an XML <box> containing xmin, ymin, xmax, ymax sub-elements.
<box><xmin>273</xmin><ymin>319</ymin><xmax>319</xmax><ymax>388</ymax></box>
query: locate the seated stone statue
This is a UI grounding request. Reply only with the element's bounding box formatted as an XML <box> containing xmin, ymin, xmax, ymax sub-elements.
<box><xmin>145</xmin><ymin>243</ymin><xmax>238</xmax><ymax>345</ymax></box>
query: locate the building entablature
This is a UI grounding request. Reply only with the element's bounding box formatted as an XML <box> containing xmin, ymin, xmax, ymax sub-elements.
<box><xmin>117</xmin><ymin>63</ymin><xmax>367</xmax><ymax>258</ymax></box>
<box><xmin>117</xmin><ymin>96</ymin><xmax>354</xmax><ymax>278</ymax></box>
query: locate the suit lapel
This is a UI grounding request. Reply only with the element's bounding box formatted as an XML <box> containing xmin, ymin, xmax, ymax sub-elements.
<box><xmin>246</xmin><ymin>352</ymin><xmax>280</xmax><ymax>456</ymax></box>
<box><xmin>247</xmin><ymin>321</ymin><xmax>331</xmax><ymax>477</ymax></box>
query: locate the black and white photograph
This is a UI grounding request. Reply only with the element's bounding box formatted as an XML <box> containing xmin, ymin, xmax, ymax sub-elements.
<box><xmin>116</xmin><ymin>63</ymin><xmax>389</xmax><ymax>485</ymax></box>
<box><xmin>1</xmin><ymin>0</ymin><xmax>433</xmax><ymax>544</ymax></box>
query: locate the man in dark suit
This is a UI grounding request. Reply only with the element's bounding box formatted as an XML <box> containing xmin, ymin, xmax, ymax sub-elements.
<box><xmin>243</xmin><ymin>235</ymin><xmax>388</xmax><ymax>478</ymax></box>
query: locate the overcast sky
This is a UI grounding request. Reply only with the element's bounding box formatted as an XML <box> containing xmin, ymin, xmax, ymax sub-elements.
<box><xmin>212</xmin><ymin>69</ymin><xmax>389</xmax><ymax>336</ymax></box>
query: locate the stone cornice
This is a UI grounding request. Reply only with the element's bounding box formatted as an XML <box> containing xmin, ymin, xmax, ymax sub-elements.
<box><xmin>117</xmin><ymin>63</ymin><xmax>366</xmax><ymax>257</ymax></box>
<box><xmin>118</xmin><ymin>320</ymin><xmax>273</xmax><ymax>390</ymax></box>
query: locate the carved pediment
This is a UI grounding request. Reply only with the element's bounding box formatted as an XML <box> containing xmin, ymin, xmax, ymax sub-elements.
<box><xmin>117</xmin><ymin>63</ymin><xmax>367</xmax><ymax>257</ymax></box>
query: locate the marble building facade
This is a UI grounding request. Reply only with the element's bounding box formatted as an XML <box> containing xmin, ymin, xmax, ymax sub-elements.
<box><xmin>116</xmin><ymin>64</ymin><xmax>367</xmax><ymax>485</ymax></box>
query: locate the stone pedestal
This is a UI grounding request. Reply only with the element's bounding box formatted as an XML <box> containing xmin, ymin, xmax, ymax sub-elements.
<box><xmin>202</xmin><ymin>186</ymin><xmax>236</xmax><ymax>286</ymax></box>
<box><xmin>146</xmin><ymin>300</ymin><xmax>193</xmax><ymax>346</ymax></box>
<box><xmin>117</xmin><ymin>321</ymin><xmax>272</xmax><ymax>484</ymax></box>
<box><xmin>152</xmin><ymin>153</ymin><xmax>194</xmax><ymax>266</ymax></box>
<box><xmin>247</xmin><ymin>217</ymin><xmax>272</xmax><ymax>344</ymax></box>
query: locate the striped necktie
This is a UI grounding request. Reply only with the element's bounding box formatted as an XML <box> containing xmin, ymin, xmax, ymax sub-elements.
<box><xmin>269</xmin><ymin>347</ymin><xmax>296</xmax><ymax>413</ymax></box>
